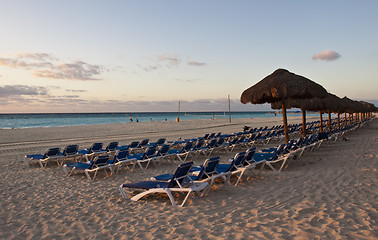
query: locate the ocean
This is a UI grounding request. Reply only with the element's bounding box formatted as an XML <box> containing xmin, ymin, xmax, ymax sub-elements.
<box><xmin>0</xmin><ymin>111</ymin><xmax>305</xmax><ymax>129</ymax></box>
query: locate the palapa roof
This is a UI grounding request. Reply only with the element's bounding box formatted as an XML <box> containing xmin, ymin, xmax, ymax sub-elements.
<box><xmin>342</xmin><ymin>97</ymin><xmax>362</xmax><ymax>113</ymax></box>
<box><xmin>271</xmin><ymin>93</ymin><xmax>346</xmax><ymax>113</ymax></box>
<box><xmin>240</xmin><ymin>68</ymin><xmax>328</xmax><ymax>104</ymax></box>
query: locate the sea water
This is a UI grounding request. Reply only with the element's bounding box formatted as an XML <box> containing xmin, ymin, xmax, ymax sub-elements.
<box><xmin>0</xmin><ymin>111</ymin><xmax>306</xmax><ymax>129</ymax></box>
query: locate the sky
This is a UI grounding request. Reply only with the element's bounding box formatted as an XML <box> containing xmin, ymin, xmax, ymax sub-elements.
<box><xmin>0</xmin><ymin>0</ymin><xmax>377</xmax><ymax>113</ymax></box>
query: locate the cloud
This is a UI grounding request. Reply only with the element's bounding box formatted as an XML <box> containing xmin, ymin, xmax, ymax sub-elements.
<box><xmin>157</xmin><ymin>54</ymin><xmax>181</xmax><ymax>66</ymax></box>
<box><xmin>175</xmin><ymin>78</ymin><xmax>199</xmax><ymax>83</ymax></box>
<box><xmin>0</xmin><ymin>85</ymin><xmax>48</xmax><ymax>97</ymax></box>
<box><xmin>33</xmin><ymin>61</ymin><xmax>103</xmax><ymax>80</ymax></box>
<box><xmin>0</xmin><ymin>53</ymin><xmax>104</xmax><ymax>80</ymax></box>
<box><xmin>312</xmin><ymin>50</ymin><xmax>341</xmax><ymax>61</ymax></box>
<box><xmin>139</xmin><ymin>64</ymin><xmax>160</xmax><ymax>72</ymax></box>
<box><xmin>188</xmin><ymin>61</ymin><xmax>206</xmax><ymax>66</ymax></box>
<box><xmin>66</xmin><ymin>89</ymin><xmax>87</xmax><ymax>93</ymax></box>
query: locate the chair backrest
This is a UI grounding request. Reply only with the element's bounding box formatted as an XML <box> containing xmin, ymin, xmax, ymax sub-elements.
<box><xmin>207</xmin><ymin>139</ymin><xmax>217</xmax><ymax>148</ymax></box>
<box><xmin>202</xmin><ymin>156</ymin><xmax>220</xmax><ymax>177</ymax></box>
<box><xmin>216</xmin><ymin>137</ymin><xmax>225</xmax><ymax>146</ymax></box>
<box><xmin>183</xmin><ymin>141</ymin><xmax>193</xmax><ymax>151</ymax></box>
<box><xmin>203</xmin><ymin>133</ymin><xmax>209</xmax><ymax>139</ymax></box>
<box><xmin>155</xmin><ymin>138</ymin><xmax>166</xmax><ymax>146</ymax></box>
<box><xmin>222</xmin><ymin>152</ymin><xmax>245</xmax><ymax>173</ymax></box>
<box><xmin>193</xmin><ymin>138</ymin><xmax>205</xmax><ymax>150</ymax></box>
<box><xmin>128</xmin><ymin>141</ymin><xmax>140</xmax><ymax>148</ymax></box>
<box><xmin>234</xmin><ymin>152</ymin><xmax>246</xmax><ymax>168</ymax></box>
<box><xmin>90</xmin><ymin>143</ymin><xmax>103</xmax><ymax>153</ymax></box>
<box><xmin>207</xmin><ymin>133</ymin><xmax>215</xmax><ymax>139</ymax></box>
<box><xmin>106</xmin><ymin>142</ymin><xmax>119</xmax><ymax>152</ymax></box>
<box><xmin>138</xmin><ymin>139</ymin><xmax>149</xmax><ymax>147</ymax></box>
<box><xmin>93</xmin><ymin>155</ymin><xmax>110</xmax><ymax>166</ymax></box>
<box><xmin>168</xmin><ymin>161</ymin><xmax>194</xmax><ymax>188</ymax></box>
<box><xmin>244</xmin><ymin>148</ymin><xmax>256</xmax><ymax>162</ymax></box>
<box><xmin>237</xmin><ymin>136</ymin><xmax>245</xmax><ymax>143</ymax></box>
<box><xmin>43</xmin><ymin>148</ymin><xmax>61</xmax><ymax>158</ymax></box>
<box><xmin>157</xmin><ymin>144</ymin><xmax>170</xmax><ymax>156</ymax></box>
<box><xmin>114</xmin><ymin>150</ymin><xmax>129</xmax><ymax>162</ymax></box>
<box><xmin>63</xmin><ymin>145</ymin><xmax>78</xmax><ymax>156</ymax></box>
<box><xmin>144</xmin><ymin>147</ymin><xmax>157</xmax><ymax>158</ymax></box>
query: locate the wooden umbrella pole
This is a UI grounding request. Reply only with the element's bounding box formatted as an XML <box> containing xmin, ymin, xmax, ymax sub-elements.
<box><xmin>345</xmin><ymin>112</ymin><xmax>347</xmax><ymax>126</ymax></box>
<box><xmin>328</xmin><ymin>111</ymin><xmax>331</xmax><ymax>130</ymax></box>
<box><xmin>349</xmin><ymin>113</ymin><xmax>352</xmax><ymax>125</ymax></box>
<box><xmin>282</xmin><ymin>101</ymin><xmax>289</xmax><ymax>144</ymax></box>
<box><xmin>337</xmin><ymin>112</ymin><xmax>340</xmax><ymax>129</ymax></box>
<box><xmin>302</xmin><ymin>110</ymin><xmax>306</xmax><ymax>138</ymax></box>
<box><xmin>319</xmin><ymin>111</ymin><xmax>323</xmax><ymax>133</ymax></box>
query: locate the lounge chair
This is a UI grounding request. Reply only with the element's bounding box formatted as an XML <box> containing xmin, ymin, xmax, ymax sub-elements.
<box><xmin>78</xmin><ymin>142</ymin><xmax>106</xmax><ymax>161</ymax></box>
<box><xmin>152</xmin><ymin>157</ymin><xmax>220</xmax><ymax>184</ymax></box>
<box><xmin>166</xmin><ymin>141</ymin><xmax>193</xmax><ymax>161</ymax></box>
<box><xmin>216</xmin><ymin>152</ymin><xmax>247</xmax><ymax>186</ymax></box>
<box><xmin>104</xmin><ymin>141</ymin><xmax>119</xmax><ymax>153</ymax></box>
<box><xmin>119</xmin><ymin>161</ymin><xmax>209</xmax><ymax>207</ymax></box>
<box><xmin>127</xmin><ymin>147</ymin><xmax>158</xmax><ymax>170</ymax></box>
<box><xmin>62</xmin><ymin>155</ymin><xmax>111</xmax><ymax>180</ymax></box>
<box><xmin>113</xmin><ymin>150</ymin><xmax>137</xmax><ymax>172</ymax></box>
<box><xmin>254</xmin><ymin>146</ymin><xmax>292</xmax><ymax>172</ymax></box>
<box><xmin>25</xmin><ymin>147</ymin><xmax>61</xmax><ymax>168</ymax></box>
<box><xmin>56</xmin><ymin>144</ymin><xmax>82</xmax><ymax>166</ymax></box>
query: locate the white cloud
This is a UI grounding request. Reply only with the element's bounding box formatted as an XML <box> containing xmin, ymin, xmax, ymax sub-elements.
<box><xmin>188</xmin><ymin>61</ymin><xmax>206</xmax><ymax>66</ymax></box>
<box><xmin>33</xmin><ymin>61</ymin><xmax>103</xmax><ymax>81</ymax></box>
<box><xmin>0</xmin><ymin>53</ymin><xmax>104</xmax><ymax>80</ymax></box>
<box><xmin>157</xmin><ymin>54</ymin><xmax>181</xmax><ymax>66</ymax></box>
<box><xmin>0</xmin><ymin>85</ymin><xmax>48</xmax><ymax>97</ymax></box>
<box><xmin>312</xmin><ymin>50</ymin><xmax>341</xmax><ymax>61</ymax></box>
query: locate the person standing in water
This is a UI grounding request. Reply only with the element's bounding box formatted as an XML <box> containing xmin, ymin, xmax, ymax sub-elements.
<box><xmin>130</xmin><ymin>114</ymin><xmax>133</xmax><ymax>122</ymax></box>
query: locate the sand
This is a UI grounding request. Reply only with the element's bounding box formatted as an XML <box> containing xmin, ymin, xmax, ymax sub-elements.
<box><xmin>0</xmin><ymin>115</ymin><xmax>377</xmax><ymax>239</ymax></box>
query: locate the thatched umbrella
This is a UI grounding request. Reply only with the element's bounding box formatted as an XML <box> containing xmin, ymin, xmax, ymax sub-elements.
<box><xmin>271</xmin><ymin>93</ymin><xmax>345</xmax><ymax>136</ymax></box>
<box><xmin>241</xmin><ymin>68</ymin><xmax>328</xmax><ymax>143</ymax></box>
<box><xmin>326</xmin><ymin>94</ymin><xmax>347</xmax><ymax>128</ymax></box>
<box><xmin>322</xmin><ymin>93</ymin><xmax>346</xmax><ymax>130</ymax></box>
<box><xmin>342</xmin><ymin>97</ymin><xmax>360</xmax><ymax>124</ymax></box>
<box><xmin>360</xmin><ymin>101</ymin><xmax>377</xmax><ymax>119</ymax></box>
<box><xmin>270</xmin><ymin>98</ymin><xmax>324</xmax><ymax>137</ymax></box>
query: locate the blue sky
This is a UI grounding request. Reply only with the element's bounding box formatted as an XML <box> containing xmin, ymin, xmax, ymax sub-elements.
<box><xmin>0</xmin><ymin>0</ymin><xmax>377</xmax><ymax>113</ymax></box>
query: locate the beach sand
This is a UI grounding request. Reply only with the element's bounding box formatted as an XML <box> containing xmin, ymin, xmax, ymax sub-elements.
<box><xmin>0</xmin><ymin>116</ymin><xmax>377</xmax><ymax>239</ymax></box>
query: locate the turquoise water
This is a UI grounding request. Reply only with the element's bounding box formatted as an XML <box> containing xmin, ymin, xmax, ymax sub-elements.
<box><xmin>0</xmin><ymin>111</ymin><xmax>306</xmax><ymax>129</ymax></box>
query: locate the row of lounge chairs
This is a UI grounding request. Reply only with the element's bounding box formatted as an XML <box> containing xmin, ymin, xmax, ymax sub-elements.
<box><xmin>120</xmin><ymin>147</ymin><xmax>268</xmax><ymax>206</ymax></box>
<box><xmin>24</xmin><ymin>116</ymin><xmax>374</xmax><ymax>206</ymax></box>
<box><xmin>119</xmin><ymin>116</ymin><xmax>375</xmax><ymax>206</ymax></box>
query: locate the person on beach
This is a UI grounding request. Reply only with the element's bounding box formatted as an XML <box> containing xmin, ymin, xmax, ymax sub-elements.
<box><xmin>130</xmin><ymin>114</ymin><xmax>133</xmax><ymax>122</ymax></box>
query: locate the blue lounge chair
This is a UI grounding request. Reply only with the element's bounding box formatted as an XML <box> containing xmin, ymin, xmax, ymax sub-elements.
<box><xmin>78</xmin><ymin>142</ymin><xmax>106</xmax><ymax>161</ymax></box>
<box><xmin>25</xmin><ymin>147</ymin><xmax>61</xmax><ymax>168</ymax></box>
<box><xmin>113</xmin><ymin>149</ymin><xmax>138</xmax><ymax>172</ymax></box>
<box><xmin>105</xmin><ymin>141</ymin><xmax>119</xmax><ymax>153</ymax></box>
<box><xmin>56</xmin><ymin>144</ymin><xmax>82</xmax><ymax>166</ymax></box>
<box><xmin>216</xmin><ymin>152</ymin><xmax>247</xmax><ymax>186</ymax></box>
<box><xmin>62</xmin><ymin>155</ymin><xmax>110</xmax><ymax>180</ymax></box>
<box><xmin>197</xmin><ymin>139</ymin><xmax>217</xmax><ymax>157</ymax></box>
<box><xmin>119</xmin><ymin>161</ymin><xmax>209</xmax><ymax>207</ymax></box>
<box><xmin>127</xmin><ymin>147</ymin><xmax>157</xmax><ymax>170</ymax></box>
<box><xmin>166</xmin><ymin>141</ymin><xmax>193</xmax><ymax>161</ymax></box>
<box><xmin>152</xmin><ymin>157</ymin><xmax>220</xmax><ymax>183</ymax></box>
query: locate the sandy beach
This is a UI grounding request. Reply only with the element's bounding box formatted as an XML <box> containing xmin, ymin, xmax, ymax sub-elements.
<box><xmin>0</xmin><ymin>115</ymin><xmax>377</xmax><ymax>239</ymax></box>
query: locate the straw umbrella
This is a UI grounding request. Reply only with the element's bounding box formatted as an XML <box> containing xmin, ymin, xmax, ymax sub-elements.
<box><xmin>241</xmin><ymin>69</ymin><xmax>328</xmax><ymax>143</ymax></box>
<box><xmin>322</xmin><ymin>93</ymin><xmax>345</xmax><ymax>130</ymax></box>
<box><xmin>360</xmin><ymin>101</ymin><xmax>377</xmax><ymax>119</ymax></box>
<box><xmin>342</xmin><ymin>97</ymin><xmax>360</xmax><ymax>125</ymax></box>
<box><xmin>271</xmin><ymin>93</ymin><xmax>344</xmax><ymax>136</ymax></box>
